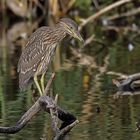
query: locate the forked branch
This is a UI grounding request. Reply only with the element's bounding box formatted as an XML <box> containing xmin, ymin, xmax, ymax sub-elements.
<box><xmin>0</xmin><ymin>73</ymin><xmax>78</xmax><ymax>140</ymax></box>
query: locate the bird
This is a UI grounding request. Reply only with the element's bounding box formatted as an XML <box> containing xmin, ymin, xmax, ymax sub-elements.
<box><xmin>17</xmin><ymin>18</ymin><xmax>83</xmax><ymax>96</ymax></box>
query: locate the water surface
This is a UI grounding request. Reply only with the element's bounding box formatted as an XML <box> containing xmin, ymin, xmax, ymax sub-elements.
<box><xmin>1</xmin><ymin>45</ymin><xmax>140</xmax><ymax>140</ymax></box>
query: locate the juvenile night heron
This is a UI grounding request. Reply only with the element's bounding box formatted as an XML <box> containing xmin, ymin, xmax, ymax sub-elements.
<box><xmin>18</xmin><ymin>18</ymin><xmax>83</xmax><ymax>95</ymax></box>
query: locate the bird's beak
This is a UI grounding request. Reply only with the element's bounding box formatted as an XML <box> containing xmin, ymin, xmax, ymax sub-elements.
<box><xmin>73</xmin><ymin>31</ymin><xmax>84</xmax><ymax>42</ymax></box>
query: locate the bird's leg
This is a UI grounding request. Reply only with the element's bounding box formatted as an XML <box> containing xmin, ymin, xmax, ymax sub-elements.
<box><xmin>34</xmin><ymin>73</ymin><xmax>43</xmax><ymax>96</ymax></box>
<box><xmin>40</xmin><ymin>73</ymin><xmax>45</xmax><ymax>94</ymax></box>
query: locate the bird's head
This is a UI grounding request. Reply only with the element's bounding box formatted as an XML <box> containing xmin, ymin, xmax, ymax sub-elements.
<box><xmin>59</xmin><ymin>18</ymin><xmax>84</xmax><ymax>42</ymax></box>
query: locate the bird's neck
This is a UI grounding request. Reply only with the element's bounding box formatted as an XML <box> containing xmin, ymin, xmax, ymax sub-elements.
<box><xmin>52</xmin><ymin>24</ymin><xmax>66</xmax><ymax>43</ymax></box>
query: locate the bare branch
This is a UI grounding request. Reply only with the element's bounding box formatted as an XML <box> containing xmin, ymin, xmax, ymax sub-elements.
<box><xmin>107</xmin><ymin>7</ymin><xmax>140</xmax><ymax>21</ymax></box>
<box><xmin>0</xmin><ymin>95</ymin><xmax>77</xmax><ymax>134</ymax></box>
<box><xmin>44</xmin><ymin>73</ymin><xmax>55</xmax><ymax>95</ymax></box>
<box><xmin>79</xmin><ymin>0</ymin><xmax>132</xmax><ymax>30</ymax></box>
<box><xmin>83</xmin><ymin>34</ymin><xmax>95</xmax><ymax>47</ymax></box>
<box><xmin>0</xmin><ymin>73</ymin><xmax>78</xmax><ymax>136</ymax></box>
<box><xmin>0</xmin><ymin>100</ymin><xmax>41</xmax><ymax>133</ymax></box>
<box><xmin>53</xmin><ymin>120</ymin><xmax>79</xmax><ymax>140</ymax></box>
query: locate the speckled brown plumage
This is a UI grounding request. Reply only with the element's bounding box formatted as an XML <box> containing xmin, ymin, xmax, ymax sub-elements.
<box><xmin>18</xmin><ymin>18</ymin><xmax>83</xmax><ymax>91</ymax></box>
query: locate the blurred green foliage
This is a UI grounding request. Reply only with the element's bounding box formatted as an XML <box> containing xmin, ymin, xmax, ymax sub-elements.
<box><xmin>75</xmin><ymin>0</ymin><xmax>91</xmax><ymax>10</ymax></box>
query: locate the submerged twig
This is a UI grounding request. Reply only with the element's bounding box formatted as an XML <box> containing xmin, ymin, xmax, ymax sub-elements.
<box><xmin>107</xmin><ymin>71</ymin><xmax>128</xmax><ymax>79</ymax></box>
<box><xmin>112</xmin><ymin>72</ymin><xmax>140</xmax><ymax>92</ymax></box>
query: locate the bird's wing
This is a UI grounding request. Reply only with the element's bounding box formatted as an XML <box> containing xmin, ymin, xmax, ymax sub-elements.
<box><xmin>18</xmin><ymin>27</ymin><xmax>48</xmax><ymax>73</ymax></box>
<box><xmin>17</xmin><ymin>28</ymin><xmax>50</xmax><ymax>90</ymax></box>
<box><xmin>18</xmin><ymin>40</ymin><xmax>44</xmax><ymax>74</ymax></box>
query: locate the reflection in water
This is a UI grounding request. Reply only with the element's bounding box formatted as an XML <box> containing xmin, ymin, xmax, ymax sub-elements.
<box><xmin>1</xmin><ymin>58</ymin><xmax>140</xmax><ymax>139</ymax></box>
<box><xmin>80</xmin><ymin>54</ymin><xmax>110</xmax><ymax>124</ymax></box>
<box><xmin>81</xmin><ymin>93</ymin><xmax>93</xmax><ymax>124</ymax></box>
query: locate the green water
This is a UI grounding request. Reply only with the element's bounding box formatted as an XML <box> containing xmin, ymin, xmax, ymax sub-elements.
<box><xmin>0</xmin><ymin>43</ymin><xmax>140</xmax><ymax>140</ymax></box>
